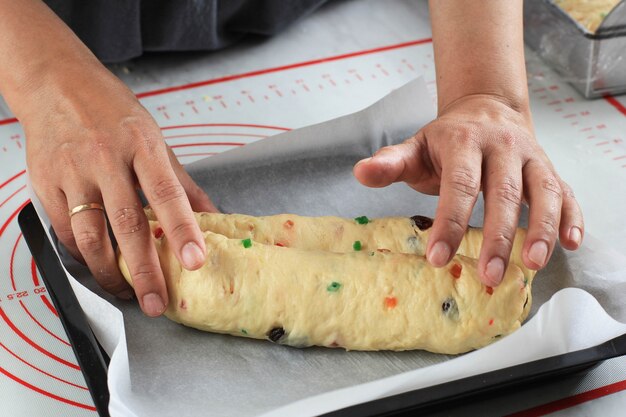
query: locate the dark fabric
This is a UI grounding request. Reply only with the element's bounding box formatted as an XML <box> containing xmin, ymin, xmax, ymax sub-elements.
<box><xmin>43</xmin><ymin>0</ymin><xmax>328</xmax><ymax>63</ymax></box>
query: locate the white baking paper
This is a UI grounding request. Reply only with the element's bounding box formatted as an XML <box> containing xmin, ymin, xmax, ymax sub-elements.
<box><xmin>28</xmin><ymin>78</ymin><xmax>626</xmax><ymax>417</ymax></box>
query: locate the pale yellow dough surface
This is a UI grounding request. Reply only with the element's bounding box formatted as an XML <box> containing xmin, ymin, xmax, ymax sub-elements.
<box><xmin>120</xmin><ymin>212</ymin><xmax>536</xmax><ymax>354</ymax></box>
<box><xmin>554</xmin><ymin>0</ymin><xmax>620</xmax><ymax>32</ymax></box>
<box><xmin>145</xmin><ymin>209</ymin><xmax>534</xmax><ymax>279</ymax></box>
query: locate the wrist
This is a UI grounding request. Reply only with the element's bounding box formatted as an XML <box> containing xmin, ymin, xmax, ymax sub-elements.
<box><xmin>437</xmin><ymin>92</ymin><xmax>535</xmax><ymax>135</ymax></box>
<box><xmin>4</xmin><ymin>48</ymin><xmax>108</xmax><ymax>120</ymax></box>
<box><xmin>439</xmin><ymin>91</ymin><xmax>532</xmax><ymax>123</ymax></box>
<box><xmin>11</xmin><ymin>58</ymin><xmax>129</xmax><ymax>125</ymax></box>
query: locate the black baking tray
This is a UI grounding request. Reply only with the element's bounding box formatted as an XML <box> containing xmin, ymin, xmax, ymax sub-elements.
<box><xmin>18</xmin><ymin>202</ymin><xmax>626</xmax><ymax>417</ymax></box>
<box><xmin>18</xmin><ymin>202</ymin><xmax>111</xmax><ymax>417</ymax></box>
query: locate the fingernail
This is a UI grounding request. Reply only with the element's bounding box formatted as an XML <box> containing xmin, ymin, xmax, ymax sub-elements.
<box><xmin>428</xmin><ymin>241</ymin><xmax>451</xmax><ymax>267</ymax></box>
<box><xmin>485</xmin><ymin>257</ymin><xmax>505</xmax><ymax>286</ymax></box>
<box><xmin>568</xmin><ymin>227</ymin><xmax>582</xmax><ymax>246</ymax></box>
<box><xmin>116</xmin><ymin>289</ymin><xmax>134</xmax><ymax>300</ymax></box>
<box><xmin>529</xmin><ymin>241</ymin><xmax>549</xmax><ymax>267</ymax></box>
<box><xmin>142</xmin><ymin>293</ymin><xmax>165</xmax><ymax>317</ymax></box>
<box><xmin>182</xmin><ymin>242</ymin><xmax>205</xmax><ymax>269</ymax></box>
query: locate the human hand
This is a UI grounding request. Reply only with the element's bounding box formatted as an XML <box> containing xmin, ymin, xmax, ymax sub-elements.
<box><xmin>353</xmin><ymin>95</ymin><xmax>583</xmax><ymax>286</ymax></box>
<box><xmin>25</xmin><ymin>64</ymin><xmax>217</xmax><ymax>316</ymax></box>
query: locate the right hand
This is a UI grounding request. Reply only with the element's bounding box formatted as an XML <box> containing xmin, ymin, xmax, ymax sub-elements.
<box><xmin>24</xmin><ymin>63</ymin><xmax>217</xmax><ymax>317</ymax></box>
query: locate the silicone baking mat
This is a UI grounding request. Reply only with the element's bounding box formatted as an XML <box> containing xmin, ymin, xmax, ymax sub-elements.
<box><xmin>1</xmin><ymin>0</ymin><xmax>626</xmax><ymax>415</ymax></box>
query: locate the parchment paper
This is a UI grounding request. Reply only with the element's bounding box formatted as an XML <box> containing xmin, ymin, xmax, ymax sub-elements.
<box><xmin>30</xmin><ymin>78</ymin><xmax>626</xmax><ymax>417</ymax></box>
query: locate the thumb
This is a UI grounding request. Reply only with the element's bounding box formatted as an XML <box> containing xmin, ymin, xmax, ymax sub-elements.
<box><xmin>353</xmin><ymin>133</ymin><xmax>430</xmax><ymax>188</ymax></box>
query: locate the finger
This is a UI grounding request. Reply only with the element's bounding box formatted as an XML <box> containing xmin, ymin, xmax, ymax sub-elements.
<box><xmin>165</xmin><ymin>145</ymin><xmax>218</xmax><ymax>213</ymax></box>
<box><xmin>427</xmin><ymin>149</ymin><xmax>483</xmax><ymax>268</ymax></box>
<box><xmin>478</xmin><ymin>155</ymin><xmax>523</xmax><ymax>287</ymax></box>
<box><xmin>101</xmin><ymin>174</ymin><xmax>168</xmax><ymax>317</ymax></box>
<box><xmin>66</xmin><ymin>188</ymin><xmax>133</xmax><ymax>299</ymax></box>
<box><xmin>134</xmin><ymin>144</ymin><xmax>207</xmax><ymax>271</ymax></box>
<box><xmin>34</xmin><ymin>186</ymin><xmax>84</xmax><ymax>263</ymax></box>
<box><xmin>557</xmin><ymin>179</ymin><xmax>584</xmax><ymax>250</ymax></box>
<box><xmin>522</xmin><ymin>161</ymin><xmax>562</xmax><ymax>270</ymax></box>
<box><xmin>353</xmin><ymin>133</ymin><xmax>434</xmax><ymax>191</ymax></box>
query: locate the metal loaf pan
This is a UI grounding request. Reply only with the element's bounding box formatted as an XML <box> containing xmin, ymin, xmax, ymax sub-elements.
<box><xmin>524</xmin><ymin>0</ymin><xmax>626</xmax><ymax>98</ymax></box>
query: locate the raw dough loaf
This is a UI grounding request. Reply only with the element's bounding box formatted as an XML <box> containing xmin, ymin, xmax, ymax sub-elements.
<box><xmin>145</xmin><ymin>209</ymin><xmax>535</xmax><ymax>279</ymax></box>
<box><xmin>120</xmin><ymin>217</ymin><xmax>534</xmax><ymax>353</ymax></box>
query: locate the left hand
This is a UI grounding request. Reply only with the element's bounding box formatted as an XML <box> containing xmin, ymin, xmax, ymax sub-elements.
<box><xmin>353</xmin><ymin>94</ymin><xmax>583</xmax><ymax>286</ymax></box>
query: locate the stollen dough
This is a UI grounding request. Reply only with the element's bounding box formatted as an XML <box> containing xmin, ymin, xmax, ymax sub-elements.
<box><xmin>145</xmin><ymin>209</ymin><xmax>535</xmax><ymax>279</ymax></box>
<box><xmin>120</xmin><ymin>213</ymin><xmax>535</xmax><ymax>354</ymax></box>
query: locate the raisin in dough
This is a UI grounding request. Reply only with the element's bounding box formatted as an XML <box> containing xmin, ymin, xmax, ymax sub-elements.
<box><xmin>145</xmin><ymin>209</ymin><xmax>535</xmax><ymax>280</ymax></box>
<box><xmin>119</xmin><ymin>229</ymin><xmax>533</xmax><ymax>353</ymax></box>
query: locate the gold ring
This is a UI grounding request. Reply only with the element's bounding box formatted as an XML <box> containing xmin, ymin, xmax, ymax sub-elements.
<box><xmin>69</xmin><ymin>203</ymin><xmax>105</xmax><ymax>217</ymax></box>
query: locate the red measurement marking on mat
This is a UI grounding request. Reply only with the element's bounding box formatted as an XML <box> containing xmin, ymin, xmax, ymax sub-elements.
<box><xmin>0</xmin><ymin>341</ymin><xmax>85</xmax><ymax>389</ymax></box>
<box><xmin>0</xmin><ymin>200</ymin><xmax>29</xmax><ymax>243</ymax></box>
<box><xmin>296</xmin><ymin>79</ymin><xmax>310</xmax><ymax>92</ymax></box>
<box><xmin>160</xmin><ymin>123</ymin><xmax>290</xmax><ymax>132</ymax></box>
<box><xmin>0</xmin><ymin>170</ymin><xmax>26</xmax><ymax>190</ymax></box>
<box><xmin>175</xmin><ymin>152</ymin><xmax>217</xmax><ymax>159</ymax></box>
<box><xmin>132</xmin><ymin>38</ymin><xmax>433</xmax><ymax>99</ymax></box>
<box><xmin>19</xmin><ymin>300</ymin><xmax>70</xmax><ymax>347</ymax></box>
<box><xmin>402</xmin><ymin>59</ymin><xmax>415</xmax><ymax>71</ymax></box>
<box><xmin>0</xmin><ymin>306</ymin><xmax>80</xmax><ymax>370</ymax></box>
<box><xmin>169</xmin><ymin>142</ymin><xmax>245</xmax><ymax>149</ymax></box>
<box><xmin>8</xmin><ymin>232</ymin><xmax>25</xmax><ymax>291</ymax></box>
<box><xmin>10</xmin><ymin>134</ymin><xmax>22</xmax><ymax>149</ymax></box>
<box><xmin>30</xmin><ymin>255</ymin><xmax>59</xmax><ymax>317</ymax></box>
<box><xmin>0</xmin><ymin>366</ymin><xmax>95</xmax><ymax>411</ymax></box>
<box><xmin>322</xmin><ymin>74</ymin><xmax>337</xmax><ymax>87</ymax></box>
<box><xmin>241</xmin><ymin>90</ymin><xmax>255</xmax><ymax>103</ymax></box>
<box><xmin>269</xmin><ymin>85</ymin><xmax>283</xmax><ymax>97</ymax></box>
<box><xmin>0</xmin><ymin>185</ymin><xmax>26</xmax><ymax>210</ymax></box>
<box><xmin>41</xmin><ymin>296</ymin><xmax>58</xmax><ymax>317</ymax></box>
<box><xmin>185</xmin><ymin>100</ymin><xmax>199</xmax><ymax>114</ymax></box>
<box><xmin>156</xmin><ymin>106</ymin><xmax>170</xmax><ymax>120</ymax></box>
<box><xmin>349</xmin><ymin>69</ymin><xmax>364</xmax><ymax>81</ymax></box>
<box><xmin>604</xmin><ymin>94</ymin><xmax>626</xmax><ymax>116</ymax></box>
